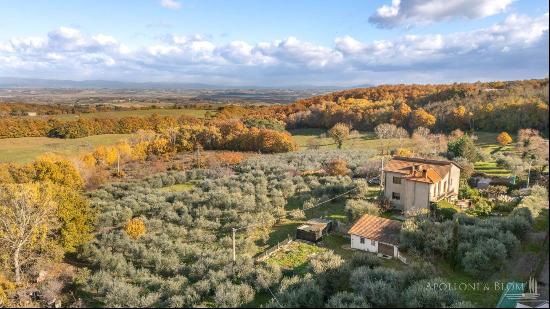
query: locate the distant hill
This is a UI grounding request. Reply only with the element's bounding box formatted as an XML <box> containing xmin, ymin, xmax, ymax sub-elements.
<box><xmin>0</xmin><ymin>77</ymin><xmax>355</xmax><ymax>91</ymax></box>
<box><xmin>0</xmin><ymin>77</ymin><xmax>224</xmax><ymax>90</ymax></box>
<box><xmin>256</xmin><ymin>78</ymin><xmax>549</xmax><ymax>133</ymax></box>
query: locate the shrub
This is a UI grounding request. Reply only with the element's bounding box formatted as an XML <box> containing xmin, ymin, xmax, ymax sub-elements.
<box><xmin>347</xmin><ymin>253</ymin><xmax>382</xmax><ymax>269</ymax></box>
<box><xmin>358</xmin><ymin>280</ymin><xmax>399</xmax><ymax>307</ymax></box>
<box><xmin>124</xmin><ymin>218</ymin><xmax>146</xmax><ymax>239</ymax></box>
<box><xmin>275</xmin><ymin>277</ymin><xmax>325</xmax><ymax>308</ymax></box>
<box><xmin>326</xmin><ymin>292</ymin><xmax>370</xmax><ymax>308</ymax></box>
<box><xmin>403</xmin><ymin>278</ymin><xmax>460</xmax><ymax>308</ymax></box>
<box><xmin>324</xmin><ymin>159</ymin><xmax>349</xmax><ymax>176</ymax></box>
<box><xmin>435</xmin><ymin>200</ymin><xmax>459</xmax><ymax>221</ymax></box>
<box><xmin>466</xmin><ymin>197</ymin><xmax>494</xmax><ymax>217</ymax></box>
<box><xmin>459</xmin><ymin>184</ymin><xmax>479</xmax><ymax>199</ymax></box>
<box><xmin>289</xmin><ymin>209</ymin><xmax>306</xmax><ymax>220</ymax></box>
<box><xmin>213</xmin><ymin>282</ymin><xmax>254</xmax><ymax>308</ymax></box>
<box><xmin>447</xmin><ymin>135</ymin><xmax>481</xmax><ymax>162</ymax></box>
<box><xmin>345</xmin><ymin>199</ymin><xmax>379</xmax><ymax>221</ymax></box>
<box><xmin>309</xmin><ymin>251</ymin><xmax>344</xmax><ymax>274</ymax></box>
<box><xmin>462</xmin><ymin>239</ymin><xmax>507</xmax><ymax>278</ymax></box>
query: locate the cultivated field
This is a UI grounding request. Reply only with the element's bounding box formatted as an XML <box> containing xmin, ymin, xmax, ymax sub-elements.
<box><xmin>37</xmin><ymin>108</ymin><xmax>215</xmax><ymax>120</ymax></box>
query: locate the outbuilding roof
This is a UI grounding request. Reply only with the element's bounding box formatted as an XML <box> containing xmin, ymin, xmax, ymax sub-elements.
<box><xmin>347</xmin><ymin>214</ymin><xmax>401</xmax><ymax>245</ymax></box>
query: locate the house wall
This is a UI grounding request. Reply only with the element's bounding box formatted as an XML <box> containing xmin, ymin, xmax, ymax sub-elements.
<box><xmin>383</xmin><ymin>171</ymin><xmax>405</xmax><ymax>209</ymax></box>
<box><xmin>449</xmin><ymin>164</ymin><xmax>460</xmax><ymax>198</ymax></box>
<box><xmin>350</xmin><ymin>234</ymin><xmax>399</xmax><ymax>257</ymax></box>
<box><xmin>350</xmin><ymin>234</ymin><xmax>378</xmax><ymax>253</ymax></box>
<box><xmin>384</xmin><ymin>163</ymin><xmax>461</xmax><ymax>213</ymax></box>
<box><xmin>403</xmin><ymin>180</ymin><xmax>431</xmax><ymax>213</ymax></box>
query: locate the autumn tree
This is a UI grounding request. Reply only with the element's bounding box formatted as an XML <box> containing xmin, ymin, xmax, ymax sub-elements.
<box><xmin>32</xmin><ymin>154</ymin><xmax>84</xmax><ymax>190</ymax></box>
<box><xmin>450</xmin><ymin>106</ymin><xmax>469</xmax><ymax>129</ymax></box>
<box><xmin>1</xmin><ymin>156</ymin><xmax>94</xmax><ymax>253</ymax></box>
<box><xmin>0</xmin><ymin>183</ymin><xmax>58</xmax><ymax>283</ymax></box>
<box><xmin>410</xmin><ymin>108</ymin><xmax>436</xmax><ymax>129</ymax></box>
<box><xmin>518</xmin><ymin>129</ymin><xmax>549</xmax><ymax>172</ymax></box>
<box><xmin>496</xmin><ymin>132</ymin><xmax>513</xmax><ymax>146</ymax></box>
<box><xmin>392</xmin><ymin>102</ymin><xmax>412</xmax><ymax>126</ymax></box>
<box><xmin>328</xmin><ymin>123</ymin><xmax>350</xmax><ymax>149</ymax></box>
<box><xmin>125</xmin><ymin>218</ymin><xmax>146</xmax><ymax>239</ymax></box>
<box><xmin>324</xmin><ymin>159</ymin><xmax>349</xmax><ymax>176</ymax></box>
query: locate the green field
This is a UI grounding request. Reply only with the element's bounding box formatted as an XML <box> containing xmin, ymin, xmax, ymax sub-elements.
<box><xmin>266</xmin><ymin>241</ymin><xmax>326</xmax><ymax>275</ymax></box>
<box><xmin>0</xmin><ymin>134</ymin><xmax>131</xmax><ymax>163</ymax></box>
<box><xmin>289</xmin><ymin>128</ymin><xmax>415</xmax><ymax>151</ymax></box>
<box><xmin>474</xmin><ymin>131</ymin><xmax>517</xmax><ymax>176</ymax></box>
<box><xmin>40</xmin><ymin>108</ymin><xmax>215</xmax><ymax>121</ymax></box>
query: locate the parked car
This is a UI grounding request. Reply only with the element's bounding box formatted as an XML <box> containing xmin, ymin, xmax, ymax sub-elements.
<box><xmin>368</xmin><ymin>176</ymin><xmax>381</xmax><ymax>185</ymax></box>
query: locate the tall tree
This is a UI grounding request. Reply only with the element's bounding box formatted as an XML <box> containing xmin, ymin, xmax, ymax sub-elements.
<box><xmin>0</xmin><ymin>183</ymin><xmax>58</xmax><ymax>283</ymax></box>
<box><xmin>328</xmin><ymin>123</ymin><xmax>350</xmax><ymax>149</ymax></box>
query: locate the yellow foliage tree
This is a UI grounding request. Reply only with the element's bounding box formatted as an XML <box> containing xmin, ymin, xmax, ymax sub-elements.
<box><xmin>0</xmin><ymin>183</ymin><xmax>58</xmax><ymax>283</ymax></box>
<box><xmin>115</xmin><ymin>141</ymin><xmax>133</xmax><ymax>160</ymax></box>
<box><xmin>33</xmin><ymin>154</ymin><xmax>84</xmax><ymax>190</ymax></box>
<box><xmin>0</xmin><ymin>273</ymin><xmax>15</xmax><ymax>307</ymax></box>
<box><xmin>131</xmin><ymin>141</ymin><xmax>149</xmax><ymax>162</ymax></box>
<box><xmin>93</xmin><ymin>145</ymin><xmax>118</xmax><ymax>166</ymax></box>
<box><xmin>410</xmin><ymin>108</ymin><xmax>437</xmax><ymax>128</ymax></box>
<box><xmin>392</xmin><ymin>102</ymin><xmax>412</xmax><ymax>126</ymax></box>
<box><xmin>80</xmin><ymin>153</ymin><xmax>97</xmax><ymax>169</ymax></box>
<box><xmin>125</xmin><ymin>218</ymin><xmax>146</xmax><ymax>239</ymax></box>
<box><xmin>496</xmin><ymin>132</ymin><xmax>513</xmax><ymax>146</ymax></box>
<box><xmin>395</xmin><ymin>148</ymin><xmax>413</xmax><ymax>157</ymax></box>
<box><xmin>148</xmin><ymin>137</ymin><xmax>173</xmax><ymax>156</ymax></box>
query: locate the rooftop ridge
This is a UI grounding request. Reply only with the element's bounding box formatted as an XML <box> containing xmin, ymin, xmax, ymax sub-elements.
<box><xmin>392</xmin><ymin>156</ymin><xmax>453</xmax><ymax>165</ymax></box>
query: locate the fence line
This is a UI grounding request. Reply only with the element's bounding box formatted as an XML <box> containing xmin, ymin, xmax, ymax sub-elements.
<box><xmin>255</xmin><ymin>236</ymin><xmax>294</xmax><ymax>262</ymax></box>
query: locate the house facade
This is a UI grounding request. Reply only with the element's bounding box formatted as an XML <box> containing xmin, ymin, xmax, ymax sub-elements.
<box><xmin>383</xmin><ymin>156</ymin><xmax>461</xmax><ymax>214</ymax></box>
<box><xmin>348</xmin><ymin>213</ymin><xmax>402</xmax><ymax>258</ymax></box>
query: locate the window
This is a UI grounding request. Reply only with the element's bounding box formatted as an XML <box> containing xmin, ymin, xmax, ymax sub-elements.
<box><xmin>392</xmin><ymin>176</ymin><xmax>401</xmax><ymax>184</ymax></box>
<box><xmin>392</xmin><ymin>192</ymin><xmax>400</xmax><ymax>200</ymax></box>
<box><xmin>360</xmin><ymin>237</ymin><xmax>365</xmax><ymax>244</ymax></box>
<box><xmin>371</xmin><ymin>240</ymin><xmax>376</xmax><ymax>246</ymax></box>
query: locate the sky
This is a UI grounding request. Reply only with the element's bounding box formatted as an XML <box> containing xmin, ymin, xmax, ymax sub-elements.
<box><xmin>0</xmin><ymin>0</ymin><xmax>548</xmax><ymax>86</ymax></box>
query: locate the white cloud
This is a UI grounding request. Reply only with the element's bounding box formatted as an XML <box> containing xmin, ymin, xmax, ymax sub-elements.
<box><xmin>370</xmin><ymin>0</ymin><xmax>513</xmax><ymax>28</ymax></box>
<box><xmin>160</xmin><ymin>0</ymin><xmax>182</xmax><ymax>10</ymax></box>
<box><xmin>0</xmin><ymin>13</ymin><xmax>547</xmax><ymax>85</ymax></box>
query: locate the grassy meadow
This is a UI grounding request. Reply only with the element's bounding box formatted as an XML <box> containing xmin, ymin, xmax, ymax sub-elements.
<box><xmin>0</xmin><ymin>134</ymin><xmax>131</xmax><ymax>163</ymax></box>
<box><xmin>289</xmin><ymin>128</ymin><xmax>415</xmax><ymax>151</ymax></box>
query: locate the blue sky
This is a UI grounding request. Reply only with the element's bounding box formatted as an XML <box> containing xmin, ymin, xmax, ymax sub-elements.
<box><xmin>0</xmin><ymin>0</ymin><xmax>548</xmax><ymax>86</ymax></box>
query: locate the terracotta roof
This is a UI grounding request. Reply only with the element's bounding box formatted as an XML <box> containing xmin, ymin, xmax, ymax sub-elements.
<box><xmin>347</xmin><ymin>214</ymin><xmax>401</xmax><ymax>245</ymax></box>
<box><xmin>383</xmin><ymin>156</ymin><xmax>456</xmax><ymax>184</ymax></box>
